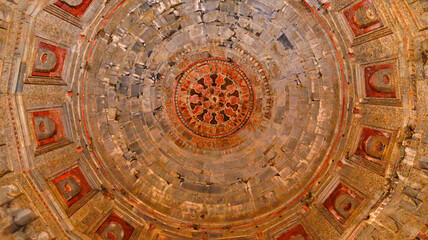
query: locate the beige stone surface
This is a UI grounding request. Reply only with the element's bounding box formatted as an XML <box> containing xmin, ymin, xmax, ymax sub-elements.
<box><xmin>0</xmin><ymin>0</ymin><xmax>427</xmax><ymax>239</ymax></box>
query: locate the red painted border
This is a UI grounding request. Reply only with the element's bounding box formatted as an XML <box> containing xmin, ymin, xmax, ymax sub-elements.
<box><xmin>322</xmin><ymin>183</ymin><xmax>363</xmax><ymax>224</ymax></box>
<box><xmin>54</xmin><ymin>0</ymin><xmax>93</xmax><ymax>18</ymax></box>
<box><xmin>356</xmin><ymin>127</ymin><xmax>391</xmax><ymax>161</ymax></box>
<box><xmin>96</xmin><ymin>212</ymin><xmax>134</xmax><ymax>240</ymax></box>
<box><xmin>277</xmin><ymin>225</ymin><xmax>310</xmax><ymax>240</ymax></box>
<box><xmin>32</xmin><ymin>42</ymin><xmax>67</xmax><ymax>78</ymax></box>
<box><xmin>52</xmin><ymin>166</ymin><xmax>92</xmax><ymax>207</ymax></box>
<box><xmin>343</xmin><ymin>0</ymin><xmax>384</xmax><ymax>37</ymax></box>
<box><xmin>31</xmin><ymin>109</ymin><xmax>65</xmax><ymax>146</ymax></box>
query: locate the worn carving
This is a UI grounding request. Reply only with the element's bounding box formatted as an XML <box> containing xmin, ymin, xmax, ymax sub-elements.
<box><xmin>419</xmin><ymin>156</ymin><xmax>428</xmax><ymax>170</ymax></box>
<box><xmin>60</xmin><ymin>0</ymin><xmax>83</xmax><ymax>7</ymax></box>
<box><xmin>31</xmin><ymin>110</ymin><xmax>65</xmax><ymax>147</ymax></box>
<box><xmin>323</xmin><ymin>183</ymin><xmax>363</xmax><ymax>224</ymax></box>
<box><xmin>35</xmin><ymin>49</ymin><xmax>57</xmax><ymax>73</ymax></box>
<box><xmin>99</xmin><ymin>222</ymin><xmax>125</xmax><ymax>240</ymax></box>
<box><xmin>54</xmin><ymin>0</ymin><xmax>93</xmax><ymax>18</ymax></box>
<box><xmin>356</xmin><ymin>128</ymin><xmax>391</xmax><ymax>162</ymax></box>
<box><xmin>36</xmin><ymin>232</ymin><xmax>51</xmax><ymax>240</ymax></box>
<box><xmin>0</xmin><ymin>159</ymin><xmax>10</xmax><ymax>178</ymax></box>
<box><xmin>52</xmin><ymin>166</ymin><xmax>92</xmax><ymax>207</ymax></box>
<box><xmin>5</xmin><ymin>208</ymin><xmax>37</xmax><ymax>234</ymax></box>
<box><xmin>344</xmin><ymin>0</ymin><xmax>384</xmax><ymax>37</ymax></box>
<box><xmin>56</xmin><ymin>176</ymin><xmax>82</xmax><ymax>202</ymax></box>
<box><xmin>405</xmin><ymin>0</ymin><xmax>428</xmax><ymax>31</ymax></box>
<box><xmin>33</xmin><ymin>116</ymin><xmax>56</xmax><ymax>141</ymax></box>
<box><xmin>277</xmin><ymin>225</ymin><xmax>311</xmax><ymax>240</ymax></box>
<box><xmin>0</xmin><ymin>185</ymin><xmax>21</xmax><ymax>206</ymax></box>
<box><xmin>96</xmin><ymin>213</ymin><xmax>134</xmax><ymax>240</ymax></box>
<box><xmin>1</xmin><ymin>0</ymin><xmax>426</xmax><ymax>239</ymax></box>
<box><xmin>364</xmin><ymin>63</ymin><xmax>396</xmax><ymax>98</ymax></box>
<box><xmin>32</xmin><ymin>42</ymin><xmax>67</xmax><ymax>78</ymax></box>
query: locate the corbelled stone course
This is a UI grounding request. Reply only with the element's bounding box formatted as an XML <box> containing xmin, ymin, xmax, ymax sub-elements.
<box><xmin>0</xmin><ymin>0</ymin><xmax>426</xmax><ymax>239</ymax></box>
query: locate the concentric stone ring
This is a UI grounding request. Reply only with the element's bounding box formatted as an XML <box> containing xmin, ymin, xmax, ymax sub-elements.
<box><xmin>173</xmin><ymin>58</ymin><xmax>255</xmax><ymax>139</ymax></box>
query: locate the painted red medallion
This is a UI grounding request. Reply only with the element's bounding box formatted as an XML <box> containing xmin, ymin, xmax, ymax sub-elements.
<box><xmin>173</xmin><ymin>58</ymin><xmax>255</xmax><ymax>139</ymax></box>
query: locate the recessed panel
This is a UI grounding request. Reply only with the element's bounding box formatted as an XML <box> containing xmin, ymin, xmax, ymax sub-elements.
<box><xmin>96</xmin><ymin>213</ymin><xmax>134</xmax><ymax>240</ymax></box>
<box><xmin>32</xmin><ymin>41</ymin><xmax>67</xmax><ymax>78</ymax></box>
<box><xmin>54</xmin><ymin>0</ymin><xmax>93</xmax><ymax>18</ymax></box>
<box><xmin>277</xmin><ymin>225</ymin><xmax>311</xmax><ymax>240</ymax></box>
<box><xmin>52</xmin><ymin>166</ymin><xmax>92</xmax><ymax>207</ymax></box>
<box><xmin>31</xmin><ymin>109</ymin><xmax>65</xmax><ymax>146</ymax></box>
<box><xmin>344</xmin><ymin>0</ymin><xmax>384</xmax><ymax>37</ymax></box>
<box><xmin>323</xmin><ymin>183</ymin><xmax>364</xmax><ymax>224</ymax></box>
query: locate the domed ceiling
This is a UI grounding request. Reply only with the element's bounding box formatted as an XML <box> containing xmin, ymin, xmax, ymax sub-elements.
<box><xmin>0</xmin><ymin>0</ymin><xmax>427</xmax><ymax>239</ymax></box>
<box><xmin>82</xmin><ymin>0</ymin><xmax>342</xmax><ymax>228</ymax></box>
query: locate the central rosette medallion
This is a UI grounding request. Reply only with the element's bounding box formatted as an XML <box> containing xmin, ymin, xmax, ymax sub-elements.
<box><xmin>174</xmin><ymin>58</ymin><xmax>255</xmax><ymax>139</ymax></box>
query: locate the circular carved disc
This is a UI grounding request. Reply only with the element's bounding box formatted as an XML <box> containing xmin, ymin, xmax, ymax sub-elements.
<box><xmin>173</xmin><ymin>58</ymin><xmax>255</xmax><ymax>139</ymax></box>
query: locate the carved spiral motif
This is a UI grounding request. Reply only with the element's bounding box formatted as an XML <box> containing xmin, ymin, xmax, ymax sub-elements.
<box><xmin>174</xmin><ymin>58</ymin><xmax>255</xmax><ymax>139</ymax></box>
